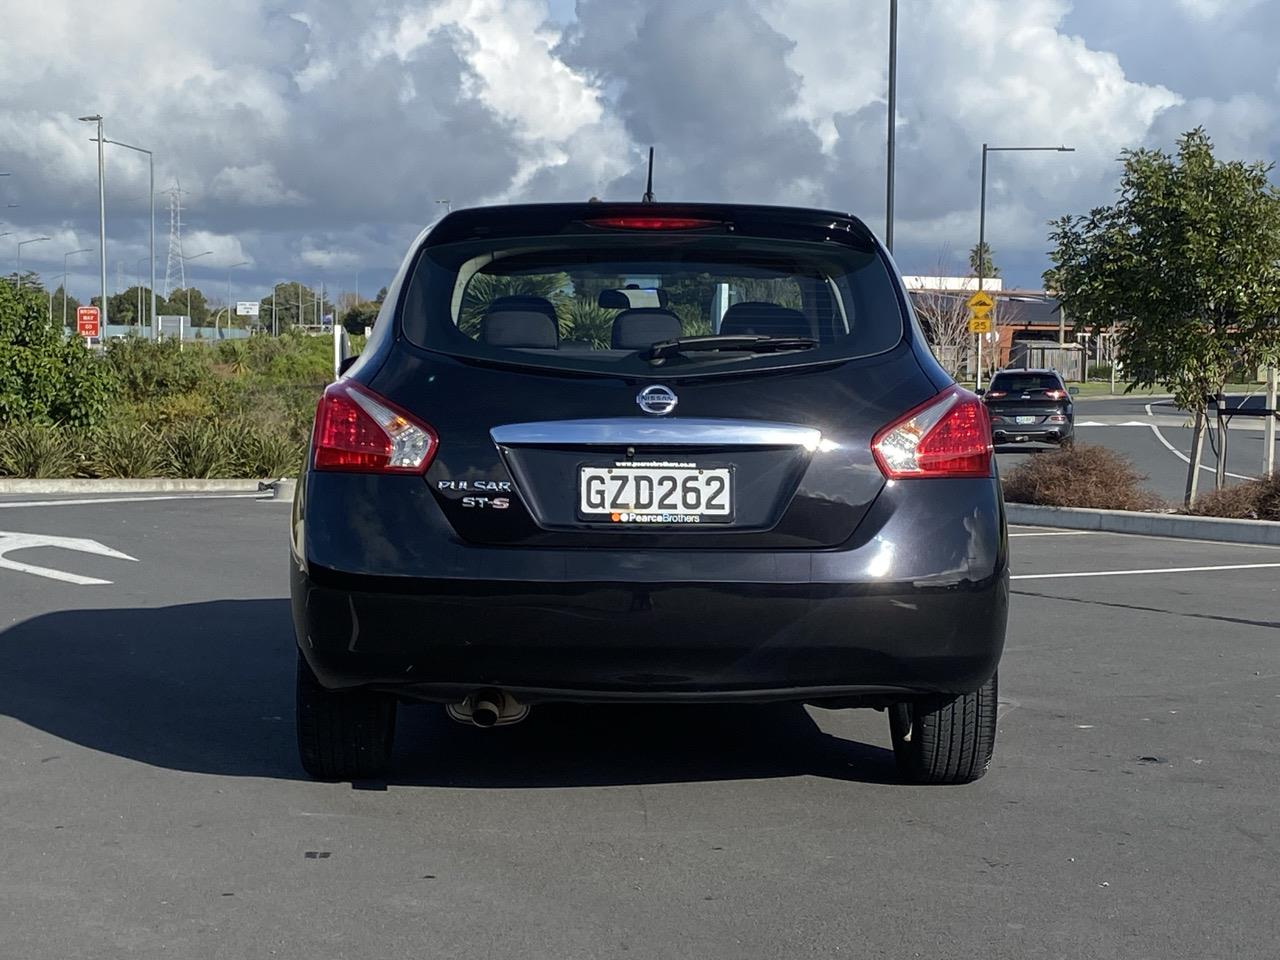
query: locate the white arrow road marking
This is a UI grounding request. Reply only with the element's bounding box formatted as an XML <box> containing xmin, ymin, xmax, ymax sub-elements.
<box><xmin>0</xmin><ymin>531</ymin><xmax>139</xmax><ymax>585</ymax></box>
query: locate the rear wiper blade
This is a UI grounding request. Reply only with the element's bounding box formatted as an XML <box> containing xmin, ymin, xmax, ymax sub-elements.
<box><xmin>645</xmin><ymin>335</ymin><xmax>819</xmax><ymax>363</ymax></box>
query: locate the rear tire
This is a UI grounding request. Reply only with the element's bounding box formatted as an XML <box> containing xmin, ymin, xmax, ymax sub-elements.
<box><xmin>295</xmin><ymin>651</ymin><xmax>396</xmax><ymax>780</ymax></box>
<box><xmin>889</xmin><ymin>672</ymin><xmax>998</xmax><ymax>784</ymax></box>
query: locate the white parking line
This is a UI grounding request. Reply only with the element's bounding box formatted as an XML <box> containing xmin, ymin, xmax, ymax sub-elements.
<box><xmin>1009</xmin><ymin>531</ymin><xmax>1100</xmax><ymax>538</ymax></box>
<box><xmin>1013</xmin><ymin>561</ymin><xmax>1280</xmax><ymax>581</ymax></box>
<box><xmin>1144</xmin><ymin>402</ymin><xmax>1255</xmax><ymax>481</ymax></box>
<box><xmin>0</xmin><ymin>493</ymin><xmax>268</xmax><ymax>509</ymax></box>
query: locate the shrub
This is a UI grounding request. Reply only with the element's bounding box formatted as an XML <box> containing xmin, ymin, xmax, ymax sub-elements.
<box><xmin>89</xmin><ymin>422</ymin><xmax>166</xmax><ymax>478</ymax></box>
<box><xmin>103</xmin><ymin>337</ymin><xmax>213</xmax><ymax>402</ymax></box>
<box><xmin>0</xmin><ymin>422</ymin><xmax>84</xmax><ymax>478</ymax></box>
<box><xmin>163</xmin><ymin>419</ymin><xmax>231</xmax><ymax>478</ymax></box>
<box><xmin>1002</xmin><ymin>442</ymin><xmax>1166</xmax><ymax>511</ymax></box>
<box><xmin>0</xmin><ymin>283</ymin><xmax>118</xmax><ymax>427</ymax></box>
<box><xmin>1187</xmin><ymin>473</ymin><xmax>1280</xmax><ymax>521</ymax></box>
<box><xmin>1087</xmin><ymin>363</ymin><xmax>1113</xmax><ymax>380</ymax></box>
<box><xmin>228</xmin><ymin>420</ymin><xmax>306</xmax><ymax>477</ymax></box>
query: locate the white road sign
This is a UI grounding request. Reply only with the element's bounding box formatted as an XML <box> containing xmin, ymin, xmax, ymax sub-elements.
<box><xmin>236</xmin><ymin>301</ymin><xmax>260</xmax><ymax>317</ymax></box>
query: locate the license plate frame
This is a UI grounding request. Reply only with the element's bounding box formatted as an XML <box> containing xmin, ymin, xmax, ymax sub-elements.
<box><xmin>577</xmin><ymin>461</ymin><xmax>735</xmax><ymax>525</ymax></box>
<box><xmin>1015</xmin><ymin>415</ymin><xmax>1038</xmax><ymax>425</ymax></box>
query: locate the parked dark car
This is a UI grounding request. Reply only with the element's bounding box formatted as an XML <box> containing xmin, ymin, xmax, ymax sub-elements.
<box><xmin>291</xmin><ymin>202</ymin><xmax>1008</xmax><ymax>784</ymax></box>
<box><xmin>982</xmin><ymin>368</ymin><xmax>1076</xmax><ymax>445</ymax></box>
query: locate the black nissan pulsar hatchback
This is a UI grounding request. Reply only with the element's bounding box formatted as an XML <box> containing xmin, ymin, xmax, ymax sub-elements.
<box><xmin>290</xmin><ymin>202</ymin><xmax>1008</xmax><ymax>784</ymax></box>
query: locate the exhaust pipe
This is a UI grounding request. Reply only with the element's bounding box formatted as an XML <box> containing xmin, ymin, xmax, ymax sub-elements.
<box><xmin>470</xmin><ymin>689</ymin><xmax>502</xmax><ymax>728</ymax></box>
<box><xmin>447</xmin><ymin>688</ymin><xmax>529</xmax><ymax>728</ymax></box>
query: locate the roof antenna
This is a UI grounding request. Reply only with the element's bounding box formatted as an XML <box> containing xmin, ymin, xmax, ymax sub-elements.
<box><xmin>642</xmin><ymin>146</ymin><xmax>655</xmax><ymax>203</ymax></box>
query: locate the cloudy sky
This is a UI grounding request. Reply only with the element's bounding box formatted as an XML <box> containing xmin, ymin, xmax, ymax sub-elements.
<box><xmin>1</xmin><ymin>0</ymin><xmax>1277</xmax><ymax>303</ymax></box>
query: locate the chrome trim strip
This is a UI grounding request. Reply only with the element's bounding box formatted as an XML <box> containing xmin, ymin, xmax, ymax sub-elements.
<box><xmin>491</xmin><ymin>418</ymin><xmax>823</xmax><ymax>449</ymax></box>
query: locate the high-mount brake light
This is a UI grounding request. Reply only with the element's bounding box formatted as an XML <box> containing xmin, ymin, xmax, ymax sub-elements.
<box><xmin>585</xmin><ymin>217</ymin><xmax>720</xmax><ymax>230</ymax></box>
<box><xmin>312</xmin><ymin>381</ymin><xmax>438</xmax><ymax>474</ymax></box>
<box><xmin>872</xmin><ymin>387</ymin><xmax>993</xmax><ymax>479</ymax></box>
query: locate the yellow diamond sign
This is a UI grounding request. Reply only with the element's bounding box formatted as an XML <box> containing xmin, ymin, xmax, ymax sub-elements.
<box><xmin>967</xmin><ymin>291</ymin><xmax>995</xmax><ymax>311</ymax></box>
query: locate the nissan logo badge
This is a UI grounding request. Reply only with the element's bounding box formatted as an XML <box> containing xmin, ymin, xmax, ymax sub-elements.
<box><xmin>636</xmin><ymin>384</ymin><xmax>678</xmax><ymax>416</ymax></box>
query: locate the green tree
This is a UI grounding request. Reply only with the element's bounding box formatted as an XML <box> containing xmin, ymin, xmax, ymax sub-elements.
<box><xmin>51</xmin><ymin>286</ymin><xmax>80</xmax><ymax>328</ymax></box>
<box><xmin>0</xmin><ymin>281</ymin><xmax>116</xmax><ymax>427</ymax></box>
<box><xmin>258</xmin><ymin>282</ymin><xmax>331</xmax><ymax>330</ymax></box>
<box><xmin>1045</xmin><ymin>128</ymin><xmax>1280</xmax><ymax>503</ymax></box>
<box><xmin>341</xmin><ymin>301</ymin><xmax>379</xmax><ymax>335</ymax></box>
<box><xmin>374</xmin><ymin>286</ymin><xmax>388</xmax><ymax>305</ymax></box>
<box><xmin>159</xmin><ymin>287</ymin><xmax>211</xmax><ymax>325</ymax></box>
<box><xmin>969</xmin><ymin>242</ymin><xmax>999</xmax><ymax>279</ymax></box>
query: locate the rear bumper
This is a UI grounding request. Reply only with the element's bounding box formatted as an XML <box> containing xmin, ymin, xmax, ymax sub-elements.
<box><xmin>992</xmin><ymin>424</ymin><xmax>1073</xmax><ymax>442</ymax></box>
<box><xmin>291</xmin><ymin>474</ymin><xmax>1009</xmax><ymax>704</ymax></box>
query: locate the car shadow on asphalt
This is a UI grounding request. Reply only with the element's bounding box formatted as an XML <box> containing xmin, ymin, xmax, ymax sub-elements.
<box><xmin>0</xmin><ymin>599</ymin><xmax>900</xmax><ymax>787</ymax></box>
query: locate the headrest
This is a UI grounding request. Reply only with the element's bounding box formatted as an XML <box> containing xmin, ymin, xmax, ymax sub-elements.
<box><xmin>481</xmin><ymin>295</ymin><xmax>559</xmax><ymax>348</ymax></box>
<box><xmin>719</xmin><ymin>301</ymin><xmax>810</xmax><ymax>338</ymax></box>
<box><xmin>610</xmin><ymin>308</ymin><xmax>683</xmax><ymax>350</ymax></box>
<box><xmin>598</xmin><ymin>287</ymin><xmax>669</xmax><ymax>309</ymax></box>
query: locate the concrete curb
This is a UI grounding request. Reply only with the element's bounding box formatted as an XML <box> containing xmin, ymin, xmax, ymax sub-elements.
<box><xmin>0</xmin><ymin>478</ymin><xmax>295</xmax><ymax>500</ymax></box>
<box><xmin>1007</xmin><ymin>503</ymin><xmax>1280</xmax><ymax>546</ymax></box>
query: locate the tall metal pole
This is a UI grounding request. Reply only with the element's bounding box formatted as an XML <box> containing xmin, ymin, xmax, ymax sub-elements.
<box><xmin>976</xmin><ymin>144</ymin><xmax>987</xmax><ymax>389</ymax></box>
<box><xmin>885</xmin><ymin>0</ymin><xmax>898</xmax><ymax>253</ymax></box>
<box><xmin>78</xmin><ymin>116</ymin><xmax>109</xmax><ymax>328</ymax></box>
<box><xmin>1265</xmin><ymin>365</ymin><xmax>1277</xmax><ymax>477</ymax></box>
<box><xmin>149</xmin><ymin>152</ymin><xmax>156</xmax><ymax>339</ymax></box>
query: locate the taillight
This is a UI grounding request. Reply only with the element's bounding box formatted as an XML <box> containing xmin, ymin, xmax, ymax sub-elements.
<box><xmin>872</xmin><ymin>387</ymin><xmax>993</xmax><ymax>479</ymax></box>
<box><xmin>312</xmin><ymin>381</ymin><xmax>438</xmax><ymax>474</ymax></box>
<box><xmin>1044</xmin><ymin>389</ymin><xmax>1068</xmax><ymax>400</ymax></box>
<box><xmin>585</xmin><ymin>217</ymin><xmax>720</xmax><ymax>230</ymax></box>
<box><xmin>984</xmin><ymin>390</ymin><xmax>1007</xmax><ymax>399</ymax></box>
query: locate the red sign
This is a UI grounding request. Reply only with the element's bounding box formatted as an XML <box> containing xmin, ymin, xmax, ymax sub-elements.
<box><xmin>76</xmin><ymin>306</ymin><xmax>100</xmax><ymax>338</ymax></box>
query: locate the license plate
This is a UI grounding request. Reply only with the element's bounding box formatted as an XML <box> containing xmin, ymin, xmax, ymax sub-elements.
<box><xmin>1016</xmin><ymin>416</ymin><xmax>1038</xmax><ymax>424</ymax></box>
<box><xmin>578</xmin><ymin>463</ymin><xmax>733</xmax><ymax>524</ymax></box>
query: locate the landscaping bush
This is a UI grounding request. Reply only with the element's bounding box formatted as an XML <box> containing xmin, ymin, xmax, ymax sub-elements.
<box><xmin>0</xmin><ymin>422</ymin><xmax>84</xmax><ymax>478</ymax></box>
<box><xmin>1002</xmin><ymin>442</ymin><xmax>1166</xmax><ymax>511</ymax></box>
<box><xmin>104</xmin><ymin>336</ymin><xmax>212</xmax><ymax>402</ymax></box>
<box><xmin>163</xmin><ymin>419</ymin><xmax>232</xmax><ymax>478</ymax></box>
<box><xmin>1087</xmin><ymin>363</ymin><xmax>1113</xmax><ymax>380</ymax></box>
<box><xmin>228</xmin><ymin>420</ymin><xmax>307</xmax><ymax>478</ymax></box>
<box><xmin>89</xmin><ymin>422</ymin><xmax>166</xmax><ymax>478</ymax></box>
<box><xmin>1187</xmin><ymin>473</ymin><xmax>1280</xmax><ymax>521</ymax></box>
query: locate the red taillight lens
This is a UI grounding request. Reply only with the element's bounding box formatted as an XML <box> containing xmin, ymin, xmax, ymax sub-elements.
<box><xmin>585</xmin><ymin>217</ymin><xmax>720</xmax><ymax>230</ymax></box>
<box><xmin>872</xmin><ymin>387</ymin><xmax>993</xmax><ymax>479</ymax></box>
<box><xmin>1044</xmin><ymin>388</ymin><xmax>1068</xmax><ymax>400</ymax></box>
<box><xmin>985</xmin><ymin>390</ymin><xmax>1007</xmax><ymax>399</ymax></box>
<box><xmin>312</xmin><ymin>381</ymin><xmax>438</xmax><ymax>474</ymax></box>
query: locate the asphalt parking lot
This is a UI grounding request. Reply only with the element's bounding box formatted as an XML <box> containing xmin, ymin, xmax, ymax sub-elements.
<box><xmin>1</xmin><ymin>494</ymin><xmax>1278</xmax><ymax>959</ymax></box>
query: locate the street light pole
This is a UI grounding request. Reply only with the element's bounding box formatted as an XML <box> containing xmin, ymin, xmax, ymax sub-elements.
<box><xmin>975</xmin><ymin>144</ymin><xmax>1075</xmax><ymax>389</ymax></box>
<box><xmin>62</xmin><ymin>248</ymin><xmax>92</xmax><ymax>328</ymax></box>
<box><xmin>885</xmin><ymin>0</ymin><xmax>898</xmax><ymax>253</ymax></box>
<box><xmin>97</xmin><ymin>138</ymin><xmax>156</xmax><ymax>341</ymax></box>
<box><xmin>179</xmin><ymin>250</ymin><xmax>214</xmax><ymax>339</ymax></box>
<box><xmin>16</xmin><ymin>236</ymin><xmax>51</xmax><ymax>290</ymax></box>
<box><xmin>78</xmin><ymin>115</ymin><xmax>108</xmax><ymax>328</ymax></box>
<box><xmin>222</xmin><ymin>260</ymin><xmax>249</xmax><ymax>337</ymax></box>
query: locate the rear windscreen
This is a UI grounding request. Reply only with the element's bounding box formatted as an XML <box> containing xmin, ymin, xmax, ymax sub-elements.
<box><xmin>400</xmin><ymin>234</ymin><xmax>904</xmax><ymax>376</ymax></box>
<box><xmin>990</xmin><ymin>373</ymin><xmax>1063</xmax><ymax>393</ymax></box>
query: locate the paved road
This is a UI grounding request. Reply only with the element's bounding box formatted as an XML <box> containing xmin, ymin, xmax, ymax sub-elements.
<box><xmin>1</xmin><ymin>495</ymin><xmax>1278</xmax><ymax>958</ymax></box>
<box><xmin>997</xmin><ymin>395</ymin><xmax>1278</xmax><ymax>502</ymax></box>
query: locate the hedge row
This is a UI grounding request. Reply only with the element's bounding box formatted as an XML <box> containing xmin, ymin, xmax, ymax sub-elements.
<box><xmin>0</xmin><ymin>419</ymin><xmax>306</xmax><ymax>479</ymax></box>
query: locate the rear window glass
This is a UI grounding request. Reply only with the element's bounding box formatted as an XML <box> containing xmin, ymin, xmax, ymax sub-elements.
<box><xmin>990</xmin><ymin>373</ymin><xmax>1063</xmax><ymax>393</ymax></box>
<box><xmin>400</xmin><ymin>234</ymin><xmax>903</xmax><ymax>376</ymax></box>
